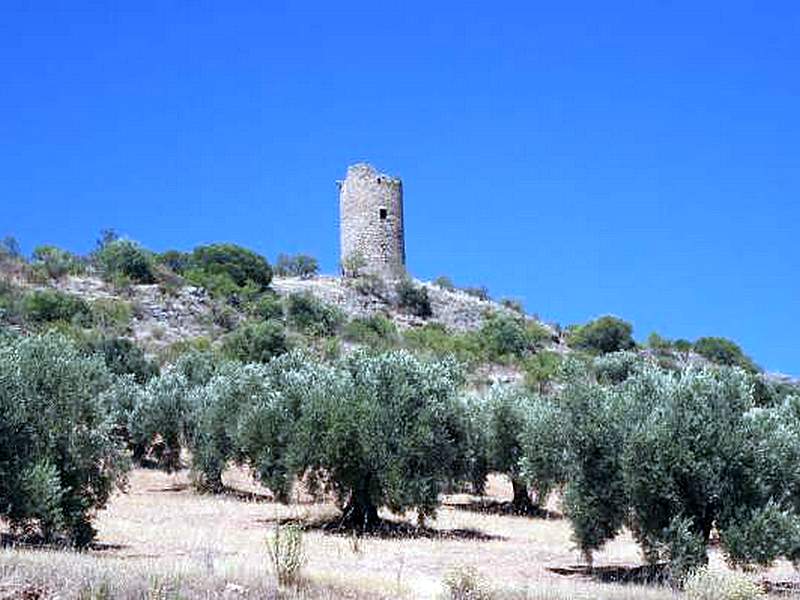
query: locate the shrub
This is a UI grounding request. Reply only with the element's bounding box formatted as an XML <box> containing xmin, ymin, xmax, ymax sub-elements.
<box><xmin>286</xmin><ymin>292</ymin><xmax>344</xmax><ymax>336</ymax></box>
<box><xmin>568</xmin><ymin>315</ymin><xmax>636</xmax><ymax>355</ymax></box>
<box><xmin>222</xmin><ymin>320</ymin><xmax>288</xmax><ymax>363</ymax></box>
<box><xmin>186</xmin><ymin>243</ymin><xmax>272</xmax><ymax>295</ymax></box>
<box><xmin>274</xmin><ymin>253</ymin><xmax>319</xmax><ymax>279</ymax></box>
<box><xmin>250</xmin><ymin>293</ymin><xmax>284</xmax><ymax>321</ymax></box>
<box><xmin>478</xmin><ymin>313</ymin><xmax>530</xmax><ymax>360</ymax></box>
<box><xmin>684</xmin><ymin>567</ymin><xmax>765</xmax><ymax>600</ymax></box>
<box><xmin>593</xmin><ymin>351</ymin><xmax>644</xmax><ymax>385</ymax></box>
<box><xmin>266</xmin><ymin>523</ymin><xmax>307</xmax><ymax>587</ymax></box>
<box><xmin>693</xmin><ymin>337</ymin><xmax>759</xmax><ymax>373</ymax></box>
<box><xmin>647</xmin><ymin>332</ymin><xmax>673</xmax><ymax>352</ymax></box>
<box><xmin>90</xmin><ymin>337</ymin><xmax>159</xmax><ymax>384</ymax></box>
<box><xmin>395</xmin><ymin>278</ymin><xmax>433</xmax><ymax>318</ymax></box>
<box><xmin>0</xmin><ymin>236</ymin><xmax>21</xmax><ymax>260</ymax></box>
<box><xmin>95</xmin><ymin>239</ymin><xmax>156</xmax><ymax>284</ymax></box>
<box><xmin>90</xmin><ymin>299</ymin><xmax>132</xmax><ymax>336</ymax></box>
<box><xmin>403</xmin><ymin>323</ymin><xmax>482</xmax><ymax>365</ymax></box>
<box><xmin>0</xmin><ymin>334</ymin><xmax>128</xmax><ymax>545</ymax></box>
<box><xmin>22</xmin><ymin>289</ymin><xmax>92</xmax><ymax>325</ymax></box>
<box><xmin>461</xmin><ymin>286</ymin><xmax>490</xmax><ymax>301</ymax></box>
<box><xmin>31</xmin><ymin>245</ymin><xmax>85</xmax><ymax>279</ymax></box>
<box><xmin>522</xmin><ymin>351</ymin><xmax>563</xmax><ymax>393</ymax></box>
<box><xmin>352</xmin><ymin>272</ymin><xmax>388</xmax><ymax>298</ymax></box>
<box><xmin>157</xmin><ymin>250</ymin><xmax>191</xmax><ymax>275</ymax></box>
<box><xmin>341</xmin><ymin>251</ymin><xmax>367</xmax><ymax>278</ymax></box>
<box><xmin>500</xmin><ymin>298</ymin><xmax>524</xmax><ymax>314</ymax></box>
<box><xmin>342</xmin><ymin>314</ymin><xmax>399</xmax><ymax>348</ymax></box>
<box><xmin>433</xmin><ymin>276</ymin><xmax>455</xmax><ymax>291</ymax></box>
<box><xmin>441</xmin><ymin>565</ymin><xmax>493</xmax><ymax>600</ymax></box>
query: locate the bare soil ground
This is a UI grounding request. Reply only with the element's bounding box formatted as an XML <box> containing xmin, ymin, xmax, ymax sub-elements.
<box><xmin>2</xmin><ymin>468</ymin><xmax>798</xmax><ymax>599</ymax></box>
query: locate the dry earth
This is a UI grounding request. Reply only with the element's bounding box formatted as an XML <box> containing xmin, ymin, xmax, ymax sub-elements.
<box><xmin>3</xmin><ymin>469</ymin><xmax>798</xmax><ymax>599</ymax></box>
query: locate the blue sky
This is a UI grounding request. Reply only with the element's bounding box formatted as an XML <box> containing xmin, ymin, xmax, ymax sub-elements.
<box><xmin>1</xmin><ymin>2</ymin><xmax>798</xmax><ymax>374</ymax></box>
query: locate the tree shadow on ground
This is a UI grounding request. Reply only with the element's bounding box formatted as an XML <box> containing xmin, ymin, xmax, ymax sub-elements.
<box><xmin>259</xmin><ymin>513</ymin><xmax>505</xmax><ymax>541</ymax></box>
<box><xmin>547</xmin><ymin>563</ymin><xmax>670</xmax><ymax>585</ymax></box>
<box><xmin>0</xmin><ymin>532</ymin><xmax>127</xmax><ymax>553</ymax></box>
<box><xmin>443</xmin><ymin>497</ymin><xmax>562</xmax><ymax>519</ymax></box>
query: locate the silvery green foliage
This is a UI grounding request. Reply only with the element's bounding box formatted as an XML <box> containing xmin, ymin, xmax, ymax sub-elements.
<box><xmin>129</xmin><ymin>350</ymin><xmax>226</xmax><ymax>472</ymax></box>
<box><xmin>255</xmin><ymin>349</ymin><xmax>467</xmax><ymax>527</ymax></box>
<box><xmin>593</xmin><ymin>350</ymin><xmax>647</xmax><ymax>385</ymax></box>
<box><xmin>562</xmin><ymin>358</ymin><xmax>800</xmax><ymax>573</ymax></box>
<box><xmin>131</xmin><ymin>369</ymin><xmax>192</xmax><ymax>471</ymax></box>
<box><xmin>188</xmin><ymin>362</ymin><xmax>272</xmax><ymax>491</ymax></box>
<box><xmin>468</xmin><ymin>384</ymin><xmax>567</xmax><ymax>511</ymax></box>
<box><xmin>518</xmin><ymin>394</ymin><xmax>568</xmax><ymax>504</ymax></box>
<box><xmin>0</xmin><ymin>333</ymin><xmax>128</xmax><ymax>545</ymax></box>
<box><xmin>560</xmin><ymin>362</ymin><xmax>629</xmax><ymax>561</ymax></box>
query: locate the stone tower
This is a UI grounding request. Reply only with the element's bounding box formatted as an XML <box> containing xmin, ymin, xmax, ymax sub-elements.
<box><xmin>339</xmin><ymin>163</ymin><xmax>406</xmax><ymax>278</ymax></box>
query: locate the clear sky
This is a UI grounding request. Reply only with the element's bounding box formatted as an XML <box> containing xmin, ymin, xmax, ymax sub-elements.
<box><xmin>1</xmin><ymin>2</ymin><xmax>797</xmax><ymax>375</ymax></box>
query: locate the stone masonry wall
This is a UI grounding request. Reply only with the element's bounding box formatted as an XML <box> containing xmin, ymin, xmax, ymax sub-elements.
<box><xmin>339</xmin><ymin>163</ymin><xmax>406</xmax><ymax>279</ymax></box>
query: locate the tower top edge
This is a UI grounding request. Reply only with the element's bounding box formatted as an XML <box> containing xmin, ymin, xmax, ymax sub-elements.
<box><xmin>344</xmin><ymin>163</ymin><xmax>401</xmax><ymax>183</ymax></box>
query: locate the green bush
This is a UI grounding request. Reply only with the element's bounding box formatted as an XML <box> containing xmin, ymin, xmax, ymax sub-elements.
<box><xmin>693</xmin><ymin>337</ymin><xmax>759</xmax><ymax>373</ymax></box>
<box><xmin>187</xmin><ymin>243</ymin><xmax>272</xmax><ymax>294</ymax></box>
<box><xmin>95</xmin><ymin>239</ymin><xmax>157</xmax><ymax>284</ymax></box>
<box><xmin>461</xmin><ymin>286</ymin><xmax>490</xmax><ymax>301</ymax></box>
<box><xmin>0</xmin><ymin>334</ymin><xmax>128</xmax><ymax>545</ymax></box>
<box><xmin>274</xmin><ymin>253</ymin><xmax>319</xmax><ymax>279</ymax></box>
<box><xmin>222</xmin><ymin>320</ymin><xmax>289</xmax><ymax>363</ymax></box>
<box><xmin>522</xmin><ymin>351</ymin><xmax>562</xmax><ymax>393</ymax></box>
<box><xmin>90</xmin><ymin>337</ymin><xmax>159</xmax><ymax>384</ymax></box>
<box><xmin>89</xmin><ymin>299</ymin><xmax>132</xmax><ymax>336</ymax></box>
<box><xmin>567</xmin><ymin>315</ymin><xmax>636</xmax><ymax>355</ymax></box>
<box><xmin>403</xmin><ymin>323</ymin><xmax>482</xmax><ymax>365</ymax></box>
<box><xmin>478</xmin><ymin>313</ymin><xmax>530</xmax><ymax>360</ymax></box>
<box><xmin>157</xmin><ymin>250</ymin><xmax>191</xmax><ymax>275</ymax></box>
<box><xmin>342</xmin><ymin>314</ymin><xmax>399</xmax><ymax>348</ymax></box>
<box><xmin>395</xmin><ymin>278</ymin><xmax>433</xmax><ymax>318</ymax></box>
<box><xmin>286</xmin><ymin>292</ymin><xmax>344</xmax><ymax>336</ymax></box>
<box><xmin>250</xmin><ymin>293</ymin><xmax>284</xmax><ymax>321</ymax></box>
<box><xmin>22</xmin><ymin>289</ymin><xmax>92</xmax><ymax>325</ymax></box>
<box><xmin>500</xmin><ymin>298</ymin><xmax>525</xmax><ymax>314</ymax></box>
<box><xmin>433</xmin><ymin>276</ymin><xmax>455</xmax><ymax>291</ymax></box>
<box><xmin>31</xmin><ymin>245</ymin><xmax>85</xmax><ymax>279</ymax></box>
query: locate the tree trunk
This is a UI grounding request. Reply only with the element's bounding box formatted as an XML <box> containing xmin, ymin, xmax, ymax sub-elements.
<box><xmin>511</xmin><ymin>477</ymin><xmax>535</xmax><ymax>514</ymax></box>
<box><xmin>341</xmin><ymin>484</ymin><xmax>380</xmax><ymax>531</ymax></box>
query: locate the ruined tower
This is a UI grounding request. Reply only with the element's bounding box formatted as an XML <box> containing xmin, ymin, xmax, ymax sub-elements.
<box><xmin>339</xmin><ymin>163</ymin><xmax>406</xmax><ymax>279</ymax></box>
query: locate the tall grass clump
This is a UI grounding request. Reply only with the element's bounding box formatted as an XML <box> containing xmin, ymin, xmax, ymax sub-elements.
<box><xmin>683</xmin><ymin>568</ymin><xmax>765</xmax><ymax>600</ymax></box>
<box><xmin>266</xmin><ymin>523</ymin><xmax>307</xmax><ymax>587</ymax></box>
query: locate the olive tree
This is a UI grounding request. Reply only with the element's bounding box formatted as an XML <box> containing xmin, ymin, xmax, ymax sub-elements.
<box><xmin>559</xmin><ymin>358</ymin><xmax>800</xmax><ymax>577</ymax></box>
<box><xmin>246</xmin><ymin>350</ymin><xmax>467</xmax><ymax>530</ymax></box>
<box><xmin>0</xmin><ymin>334</ymin><xmax>128</xmax><ymax>545</ymax></box>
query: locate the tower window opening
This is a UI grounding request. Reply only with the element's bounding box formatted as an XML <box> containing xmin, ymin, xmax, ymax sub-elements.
<box><xmin>379</xmin><ymin>208</ymin><xmax>388</xmax><ymax>221</ymax></box>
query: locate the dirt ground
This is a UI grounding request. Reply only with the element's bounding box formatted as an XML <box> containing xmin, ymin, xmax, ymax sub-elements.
<box><xmin>3</xmin><ymin>468</ymin><xmax>799</xmax><ymax>599</ymax></box>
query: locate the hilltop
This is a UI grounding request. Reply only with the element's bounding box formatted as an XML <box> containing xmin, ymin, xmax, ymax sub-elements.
<box><xmin>1</xmin><ymin>236</ymin><xmax>794</xmax><ymax>394</ymax></box>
